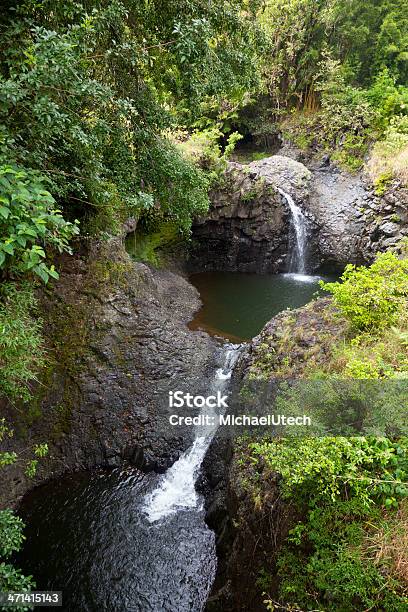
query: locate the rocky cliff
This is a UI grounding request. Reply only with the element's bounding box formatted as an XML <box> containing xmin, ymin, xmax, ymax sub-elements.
<box><xmin>190</xmin><ymin>156</ymin><xmax>313</xmax><ymax>273</ymax></box>
<box><xmin>204</xmin><ymin>296</ymin><xmax>349</xmax><ymax>611</ymax></box>
<box><xmin>191</xmin><ymin>154</ymin><xmax>408</xmax><ymax>273</ymax></box>
<box><xmin>307</xmin><ymin>165</ymin><xmax>408</xmax><ymax>266</ymax></box>
<box><xmin>0</xmin><ymin>239</ymin><xmax>216</xmax><ymax>509</ymax></box>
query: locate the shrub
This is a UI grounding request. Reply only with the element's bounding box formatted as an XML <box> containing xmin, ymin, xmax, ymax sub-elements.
<box><xmin>0</xmin><ymin>282</ymin><xmax>45</xmax><ymax>401</ymax></box>
<box><xmin>0</xmin><ymin>510</ymin><xmax>25</xmax><ymax>559</ymax></box>
<box><xmin>274</xmin><ymin>377</ymin><xmax>408</xmax><ymax>437</ymax></box>
<box><xmin>0</xmin><ymin>426</ymin><xmax>48</xmax><ymax>607</ymax></box>
<box><xmin>0</xmin><ymin>509</ymin><xmax>34</xmax><ymax>606</ymax></box>
<box><xmin>175</xmin><ymin>126</ymin><xmax>243</xmax><ymax>183</ymax></box>
<box><xmin>250</xmin><ymin>437</ymin><xmax>408</xmax><ymax>610</ymax></box>
<box><xmin>367</xmin><ymin>70</ymin><xmax>408</xmax><ymax>130</ymax></box>
<box><xmin>0</xmin><ymin>166</ymin><xmax>79</xmax><ymax>283</ymax></box>
<box><xmin>250</xmin><ymin>437</ymin><xmax>408</xmax><ymax>509</ymax></box>
<box><xmin>321</xmin><ymin>252</ymin><xmax>408</xmax><ymax>331</ymax></box>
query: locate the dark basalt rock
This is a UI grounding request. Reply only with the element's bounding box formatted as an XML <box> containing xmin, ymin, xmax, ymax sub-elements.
<box><xmin>0</xmin><ymin>238</ymin><xmax>217</xmax><ymax>509</ymax></box>
<box><xmin>306</xmin><ymin>167</ymin><xmax>408</xmax><ymax>266</ymax></box>
<box><xmin>191</xmin><ymin>153</ymin><xmax>408</xmax><ymax>275</ymax></box>
<box><xmin>190</xmin><ymin>156</ymin><xmax>314</xmax><ymax>273</ymax></box>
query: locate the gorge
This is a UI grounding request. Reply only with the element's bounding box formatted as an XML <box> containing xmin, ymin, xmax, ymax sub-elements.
<box><xmin>1</xmin><ymin>3</ymin><xmax>407</xmax><ymax>610</ymax></box>
<box><xmin>4</xmin><ymin>151</ymin><xmax>407</xmax><ymax>611</ymax></box>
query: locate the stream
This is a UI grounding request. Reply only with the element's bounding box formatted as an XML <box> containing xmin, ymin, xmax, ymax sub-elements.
<box><xmin>18</xmin><ymin>346</ymin><xmax>241</xmax><ymax>612</ymax></box>
<box><xmin>17</xmin><ymin>187</ymin><xmax>333</xmax><ymax>611</ymax></box>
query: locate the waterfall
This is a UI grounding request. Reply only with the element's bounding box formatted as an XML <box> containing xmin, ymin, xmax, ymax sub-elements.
<box><xmin>143</xmin><ymin>345</ymin><xmax>241</xmax><ymax>522</ymax></box>
<box><xmin>277</xmin><ymin>187</ymin><xmax>307</xmax><ymax>274</ymax></box>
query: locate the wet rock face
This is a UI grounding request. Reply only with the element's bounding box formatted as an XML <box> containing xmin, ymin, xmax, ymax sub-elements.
<box><xmin>190</xmin><ymin>156</ymin><xmax>313</xmax><ymax>273</ymax></box>
<box><xmin>306</xmin><ymin>167</ymin><xmax>408</xmax><ymax>267</ymax></box>
<box><xmin>357</xmin><ymin>184</ymin><xmax>408</xmax><ymax>261</ymax></box>
<box><xmin>0</xmin><ymin>239</ymin><xmax>217</xmax><ymax>509</ymax></box>
<box><xmin>192</xmin><ymin>153</ymin><xmax>407</xmax><ymax>273</ymax></box>
<box><xmin>203</xmin><ymin>444</ymin><xmax>291</xmax><ymax>612</ymax></box>
<box><xmin>305</xmin><ymin>167</ymin><xmax>368</xmax><ymax>266</ymax></box>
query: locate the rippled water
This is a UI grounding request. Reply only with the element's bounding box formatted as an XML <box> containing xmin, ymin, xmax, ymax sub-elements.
<box><xmin>17</xmin><ymin>347</ymin><xmax>242</xmax><ymax>612</ymax></box>
<box><xmin>18</xmin><ymin>468</ymin><xmax>216</xmax><ymax>612</ymax></box>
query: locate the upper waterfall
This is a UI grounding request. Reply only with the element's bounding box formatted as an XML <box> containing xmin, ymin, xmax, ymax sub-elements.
<box><xmin>277</xmin><ymin>187</ymin><xmax>308</xmax><ymax>274</ymax></box>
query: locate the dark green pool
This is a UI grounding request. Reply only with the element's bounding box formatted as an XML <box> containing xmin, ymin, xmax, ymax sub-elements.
<box><xmin>189</xmin><ymin>272</ymin><xmax>336</xmax><ymax>341</ymax></box>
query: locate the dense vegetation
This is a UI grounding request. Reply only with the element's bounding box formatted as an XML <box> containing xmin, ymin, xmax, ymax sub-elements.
<box><xmin>241</xmin><ymin>252</ymin><xmax>408</xmax><ymax>609</ymax></box>
<box><xmin>248</xmin><ymin>437</ymin><xmax>408</xmax><ymax>610</ymax></box>
<box><xmin>0</xmin><ymin>0</ymin><xmax>407</xmax><ymax>608</ymax></box>
<box><xmin>257</xmin><ymin>0</ymin><xmax>408</xmax><ymax>178</ymax></box>
<box><xmin>0</xmin><ymin>419</ymin><xmax>47</xmax><ymax>599</ymax></box>
<box><xmin>0</xmin><ymin>0</ymin><xmax>265</xmax><ymax>400</ymax></box>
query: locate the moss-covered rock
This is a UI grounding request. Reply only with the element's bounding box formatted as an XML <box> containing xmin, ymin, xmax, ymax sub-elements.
<box><xmin>238</xmin><ymin>297</ymin><xmax>347</xmax><ymax>380</ymax></box>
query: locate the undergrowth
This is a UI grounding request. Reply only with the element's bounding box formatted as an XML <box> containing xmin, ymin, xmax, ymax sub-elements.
<box><xmin>246</xmin><ymin>437</ymin><xmax>408</xmax><ymax>611</ymax></box>
<box><xmin>240</xmin><ymin>250</ymin><xmax>408</xmax><ymax>609</ymax></box>
<box><xmin>0</xmin><ymin>282</ymin><xmax>45</xmax><ymax>402</ymax></box>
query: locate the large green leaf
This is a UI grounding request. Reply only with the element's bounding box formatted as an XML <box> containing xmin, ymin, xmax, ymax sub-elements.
<box><xmin>0</xmin><ymin>206</ymin><xmax>10</xmax><ymax>219</ymax></box>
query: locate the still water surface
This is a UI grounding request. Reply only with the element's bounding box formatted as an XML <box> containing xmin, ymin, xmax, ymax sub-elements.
<box><xmin>189</xmin><ymin>271</ymin><xmax>336</xmax><ymax>341</ymax></box>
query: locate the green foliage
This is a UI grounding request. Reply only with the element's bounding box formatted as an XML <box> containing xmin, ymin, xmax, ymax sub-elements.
<box><xmin>374</xmin><ymin>170</ymin><xmax>394</xmax><ymax>195</ymax></box>
<box><xmin>137</xmin><ymin>137</ymin><xmax>209</xmax><ymax>232</ymax></box>
<box><xmin>0</xmin><ymin>509</ymin><xmax>25</xmax><ymax>558</ymax></box>
<box><xmin>248</xmin><ymin>253</ymin><xmax>408</xmax><ymax>385</ymax></box>
<box><xmin>338</xmin><ymin>332</ymin><xmax>408</xmax><ymax>380</ymax></box>
<box><xmin>321</xmin><ymin>252</ymin><xmax>408</xmax><ymax>332</ymax></box>
<box><xmin>331</xmin><ymin>134</ymin><xmax>368</xmax><ymax>172</ymax></box>
<box><xmin>254</xmin><ymin>1</ymin><xmax>408</xmax><ymax>174</ymax></box>
<box><xmin>0</xmin><ymin>420</ymin><xmax>48</xmax><ymax>606</ymax></box>
<box><xmin>24</xmin><ymin>443</ymin><xmax>49</xmax><ymax>479</ymax></box>
<box><xmin>243</xmin><ymin>251</ymin><xmax>408</xmax><ymax>609</ymax></box>
<box><xmin>299</xmin><ymin>316</ymin><xmax>408</xmax><ymax>382</ymax></box>
<box><xmin>0</xmin><ymin>0</ymin><xmax>267</xmax><ymax>402</ymax></box>
<box><xmin>246</xmin><ymin>151</ymin><xmax>271</xmax><ymax>161</ymax></box>
<box><xmin>176</xmin><ymin>126</ymin><xmax>243</xmax><ymax>183</ymax></box>
<box><xmin>260</xmin><ymin>0</ymin><xmax>408</xmax><ymax>106</ymax></box>
<box><xmin>274</xmin><ymin>378</ymin><xmax>408</xmax><ymax>438</ymax></box>
<box><xmin>0</xmin><ymin>166</ymin><xmax>79</xmax><ymax>282</ymax></box>
<box><xmin>0</xmin><ymin>563</ymin><xmax>34</xmax><ymax>608</ymax></box>
<box><xmin>250</xmin><ymin>436</ymin><xmax>408</xmax><ymax>508</ymax></box>
<box><xmin>0</xmin><ymin>510</ymin><xmax>34</xmax><ymax>607</ymax></box>
<box><xmin>0</xmin><ymin>0</ymin><xmax>265</xmax><ymax>236</ymax></box>
<box><xmin>4</xmin><ymin>7</ymin><xmax>204</xmax><ymax>233</ymax></box>
<box><xmin>0</xmin><ymin>282</ymin><xmax>45</xmax><ymax>401</ymax></box>
<box><xmin>0</xmin><ymin>418</ymin><xmax>49</xmax><ymax>476</ymax></box>
<box><xmin>368</xmin><ymin>69</ymin><xmax>408</xmax><ymax>129</ymax></box>
<box><xmin>249</xmin><ymin>437</ymin><xmax>408</xmax><ymax>610</ymax></box>
<box><xmin>125</xmin><ymin>222</ymin><xmax>180</xmax><ymax>267</ymax></box>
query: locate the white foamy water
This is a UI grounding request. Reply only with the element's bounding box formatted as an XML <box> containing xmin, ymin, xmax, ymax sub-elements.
<box><xmin>277</xmin><ymin>187</ymin><xmax>308</xmax><ymax>274</ymax></box>
<box><xmin>144</xmin><ymin>346</ymin><xmax>241</xmax><ymax>522</ymax></box>
<box><xmin>283</xmin><ymin>273</ymin><xmax>321</xmax><ymax>284</ymax></box>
